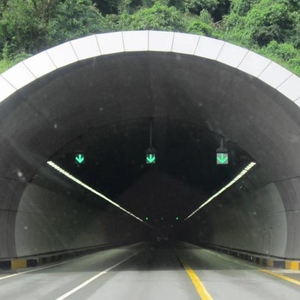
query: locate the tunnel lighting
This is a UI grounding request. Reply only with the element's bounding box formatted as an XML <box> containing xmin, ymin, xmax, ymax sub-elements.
<box><xmin>47</xmin><ymin>161</ymin><xmax>145</xmax><ymax>224</ymax></box>
<box><xmin>185</xmin><ymin>162</ymin><xmax>256</xmax><ymax>221</ymax></box>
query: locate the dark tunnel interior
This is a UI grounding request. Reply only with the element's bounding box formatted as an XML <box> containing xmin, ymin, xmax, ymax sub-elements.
<box><xmin>46</xmin><ymin>118</ymin><xmax>252</xmax><ymax>227</ymax></box>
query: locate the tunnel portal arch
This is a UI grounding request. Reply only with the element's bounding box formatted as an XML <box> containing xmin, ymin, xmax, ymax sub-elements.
<box><xmin>1</xmin><ymin>31</ymin><xmax>299</xmax><ymax>103</ymax></box>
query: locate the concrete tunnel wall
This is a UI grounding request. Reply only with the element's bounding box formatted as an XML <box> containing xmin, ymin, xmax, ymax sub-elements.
<box><xmin>15</xmin><ymin>183</ymin><xmax>146</xmax><ymax>258</ymax></box>
<box><xmin>0</xmin><ymin>31</ymin><xmax>300</xmax><ymax>259</ymax></box>
<box><xmin>1</xmin><ymin>176</ymin><xmax>147</xmax><ymax>259</ymax></box>
<box><xmin>183</xmin><ymin>176</ymin><xmax>300</xmax><ymax>259</ymax></box>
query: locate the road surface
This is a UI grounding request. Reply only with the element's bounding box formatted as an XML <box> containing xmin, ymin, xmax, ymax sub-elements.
<box><xmin>0</xmin><ymin>242</ymin><xmax>299</xmax><ymax>300</ymax></box>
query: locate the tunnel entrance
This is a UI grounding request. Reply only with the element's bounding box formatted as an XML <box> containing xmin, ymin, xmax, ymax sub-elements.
<box><xmin>0</xmin><ymin>32</ymin><xmax>300</xmax><ymax>263</ymax></box>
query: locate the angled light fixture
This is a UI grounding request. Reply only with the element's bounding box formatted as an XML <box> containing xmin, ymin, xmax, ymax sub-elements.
<box><xmin>47</xmin><ymin>161</ymin><xmax>145</xmax><ymax>224</ymax></box>
<box><xmin>185</xmin><ymin>162</ymin><xmax>256</xmax><ymax>221</ymax></box>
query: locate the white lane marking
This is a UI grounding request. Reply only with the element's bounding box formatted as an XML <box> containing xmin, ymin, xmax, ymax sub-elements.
<box><xmin>0</xmin><ymin>246</ymin><xmax>141</xmax><ymax>281</ymax></box>
<box><xmin>55</xmin><ymin>250</ymin><xmax>141</xmax><ymax>300</ymax></box>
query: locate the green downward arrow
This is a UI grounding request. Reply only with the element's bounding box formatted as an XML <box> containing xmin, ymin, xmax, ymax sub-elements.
<box><xmin>147</xmin><ymin>154</ymin><xmax>155</xmax><ymax>164</ymax></box>
<box><xmin>217</xmin><ymin>153</ymin><xmax>228</xmax><ymax>164</ymax></box>
<box><xmin>76</xmin><ymin>154</ymin><xmax>85</xmax><ymax>164</ymax></box>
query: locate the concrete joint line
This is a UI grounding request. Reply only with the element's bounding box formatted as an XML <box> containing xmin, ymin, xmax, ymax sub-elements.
<box><xmin>69</xmin><ymin>41</ymin><xmax>80</xmax><ymax>62</ymax></box>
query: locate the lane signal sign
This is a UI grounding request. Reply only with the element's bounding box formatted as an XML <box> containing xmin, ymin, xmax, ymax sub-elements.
<box><xmin>216</xmin><ymin>153</ymin><xmax>228</xmax><ymax>165</ymax></box>
<box><xmin>146</xmin><ymin>147</ymin><xmax>156</xmax><ymax>164</ymax></box>
<box><xmin>75</xmin><ymin>153</ymin><xmax>85</xmax><ymax>165</ymax></box>
<box><xmin>146</xmin><ymin>153</ymin><xmax>156</xmax><ymax>164</ymax></box>
<box><xmin>216</xmin><ymin>138</ymin><xmax>229</xmax><ymax>165</ymax></box>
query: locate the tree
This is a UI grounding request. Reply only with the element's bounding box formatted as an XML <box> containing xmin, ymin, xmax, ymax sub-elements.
<box><xmin>0</xmin><ymin>0</ymin><xmax>108</xmax><ymax>57</ymax></box>
<box><xmin>0</xmin><ymin>0</ymin><xmax>48</xmax><ymax>55</ymax></box>
<box><xmin>187</xmin><ymin>10</ymin><xmax>214</xmax><ymax>35</ymax></box>
<box><xmin>47</xmin><ymin>0</ymin><xmax>107</xmax><ymax>47</ymax></box>
<box><xmin>118</xmin><ymin>2</ymin><xmax>186</xmax><ymax>31</ymax></box>
<box><xmin>184</xmin><ymin>0</ymin><xmax>219</xmax><ymax>15</ymax></box>
<box><xmin>230</xmin><ymin>0</ymin><xmax>260</xmax><ymax>16</ymax></box>
<box><xmin>93</xmin><ymin>0</ymin><xmax>121</xmax><ymax>15</ymax></box>
<box><xmin>248</xmin><ymin>1</ymin><xmax>295</xmax><ymax>46</ymax></box>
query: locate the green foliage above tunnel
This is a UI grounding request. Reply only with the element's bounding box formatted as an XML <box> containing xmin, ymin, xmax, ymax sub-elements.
<box><xmin>0</xmin><ymin>0</ymin><xmax>299</xmax><ymax>76</ymax></box>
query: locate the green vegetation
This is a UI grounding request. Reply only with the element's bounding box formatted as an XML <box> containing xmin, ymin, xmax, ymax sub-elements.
<box><xmin>0</xmin><ymin>0</ymin><xmax>299</xmax><ymax>75</ymax></box>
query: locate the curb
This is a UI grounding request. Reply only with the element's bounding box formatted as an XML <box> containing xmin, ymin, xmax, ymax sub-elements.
<box><xmin>0</xmin><ymin>242</ymin><xmax>135</xmax><ymax>270</ymax></box>
<box><xmin>203</xmin><ymin>244</ymin><xmax>300</xmax><ymax>270</ymax></box>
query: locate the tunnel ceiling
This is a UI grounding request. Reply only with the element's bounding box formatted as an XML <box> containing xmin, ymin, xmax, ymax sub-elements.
<box><xmin>1</xmin><ymin>32</ymin><xmax>300</xmax><ymax>224</ymax></box>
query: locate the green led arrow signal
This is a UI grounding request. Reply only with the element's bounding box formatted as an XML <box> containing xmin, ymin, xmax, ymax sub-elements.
<box><xmin>75</xmin><ymin>154</ymin><xmax>85</xmax><ymax>164</ymax></box>
<box><xmin>146</xmin><ymin>154</ymin><xmax>155</xmax><ymax>164</ymax></box>
<box><xmin>217</xmin><ymin>153</ymin><xmax>228</xmax><ymax>164</ymax></box>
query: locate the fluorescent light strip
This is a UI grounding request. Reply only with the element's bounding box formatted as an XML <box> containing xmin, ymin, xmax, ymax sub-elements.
<box><xmin>47</xmin><ymin>161</ymin><xmax>144</xmax><ymax>223</ymax></box>
<box><xmin>185</xmin><ymin>162</ymin><xmax>256</xmax><ymax>220</ymax></box>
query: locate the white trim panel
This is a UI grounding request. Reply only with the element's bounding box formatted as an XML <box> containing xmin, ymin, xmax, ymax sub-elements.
<box><xmin>277</xmin><ymin>75</ymin><xmax>300</xmax><ymax>101</ymax></box>
<box><xmin>172</xmin><ymin>33</ymin><xmax>199</xmax><ymax>55</ymax></box>
<box><xmin>71</xmin><ymin>35</ymin><xmax>101</xmax><ymax>60</ymax></box>
<box><xmin>195</xmin><ymin>36</ymin><xmax>224</xmax><ymax>60</ymax></box>
<box><xmin>123</xmin><ymin>31</ymin><xmax>148</xmax><ymax>52</ymax></box>
<box><xmin>96</xmin><ymin>32</ymin><xmax>124</xmax><ymax>55</ymax></box>
<box><xmin>23</xmin><ymin>51</ymin><xmax>57</xmax><ymax>78</ymax></box>
<box><xmin>217</xmin><ymin>42</ymin><xmax>248</xmax><ymax>68</ymax></box>
<box><xmin>47</xmin><ymin>42</ymin><xmax>78</xmax><ymax>68</ymax></box>
<box><xmin>258</xmin><ymin>62</ymin><xmax>292</xmax><ymax>89</ymax></box>
<box><xmin>1</xmin><ymin>62</ymin><xmax>35</xmax><ymax>89</ymax></box>
<box><xmin>238</xmin><ymin>51</ymin><xmax>271</xmax><ymax>77</ymax></box>
<box><xmin>149</xmin><ymin>31</ymin><xmax>174</xmax><ymax>52</ymax></box>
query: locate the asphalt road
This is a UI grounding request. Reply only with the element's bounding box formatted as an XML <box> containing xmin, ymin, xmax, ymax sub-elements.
<box><xmin>0</xmin><ymin>242</ymin><xmax>299</xmax><ymax>300</ymax></box>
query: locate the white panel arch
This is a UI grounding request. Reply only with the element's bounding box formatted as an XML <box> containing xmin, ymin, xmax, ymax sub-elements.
<box><xmin>0</xmin><ymin>30</ymin><xmax>299</xmax><ymax>104</ymax></box>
